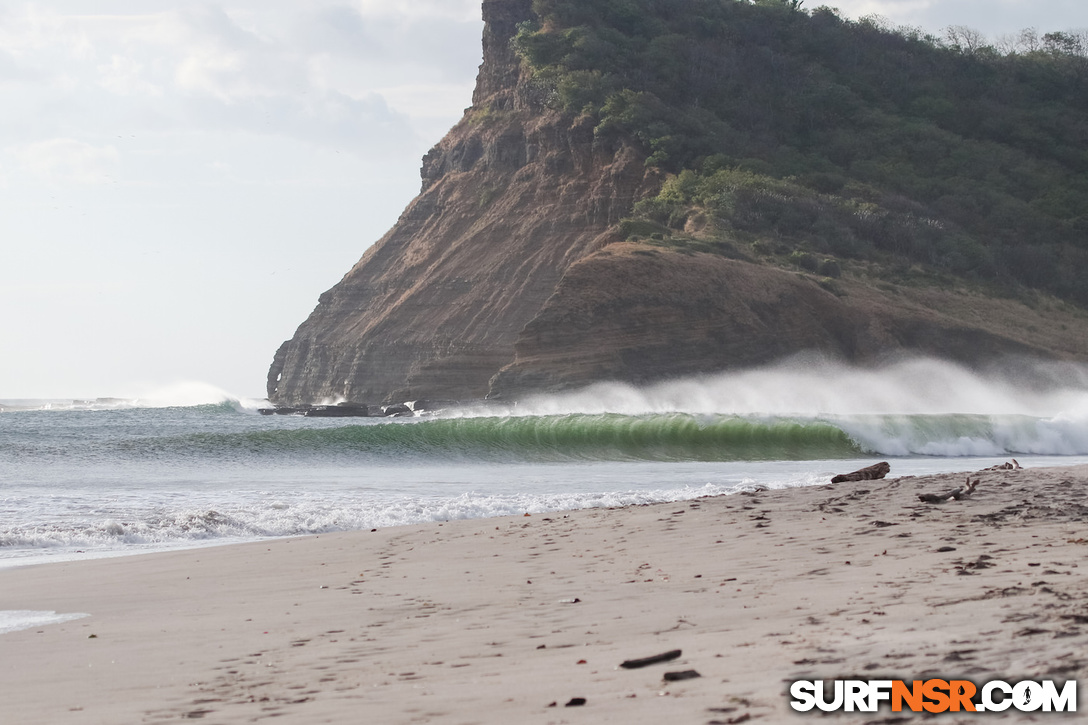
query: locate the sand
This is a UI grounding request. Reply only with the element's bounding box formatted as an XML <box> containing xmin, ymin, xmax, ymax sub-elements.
<box><xmin>1</xmin><ymin>464</ymin><xmax>1086</xmax><ymax>724</ymax></box>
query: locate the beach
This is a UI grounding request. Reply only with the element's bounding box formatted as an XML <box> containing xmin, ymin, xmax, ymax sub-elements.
<box><xmin>1</xmin><ymin>463</ymin><xmax>1085</xmax><ymax>724</ymax></box>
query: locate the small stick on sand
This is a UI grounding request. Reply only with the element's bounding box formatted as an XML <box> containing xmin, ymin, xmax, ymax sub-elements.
<box><xmin>919</xmin><ymin>478</ymin><xmax>980</xmax><ymax>504</ymax></box>
<box><xmin>619</xmin><ymin>650</ymin><xmax>682</xmax><ymax>669</ymax></box>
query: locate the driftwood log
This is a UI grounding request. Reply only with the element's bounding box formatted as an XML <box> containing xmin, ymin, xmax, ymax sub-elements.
<box><xmin>919</xmin><ymin>478</ymin><xmax>980</xmax><ymax>504</ymax></box>
<box><xmin>831</xmin><ymin>461</ymin><xmax>891</xmax><ymax>484</ymax></box>
<box><xmin>619</xmin><ymin>650</ymin><xmax>682</xmax><ymax>669</ymax></box>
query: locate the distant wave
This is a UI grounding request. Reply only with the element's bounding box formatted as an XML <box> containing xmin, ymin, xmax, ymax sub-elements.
<box><xmin>0</xmin><ymin>381</ymin><xmax>265</xmax><ymax>412</ymax></box>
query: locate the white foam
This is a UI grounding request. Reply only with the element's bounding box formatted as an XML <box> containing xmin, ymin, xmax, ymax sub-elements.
<box><xmin>505</xmin><ymin>357</ymin><xmax>1088</xmax><ymax>418</ymax></box>
<box><xmin>833</xmin><ymin>413</ymin><xmax>1088</xmax><ymax>457</ymax></box>
<box><xmin>0</xmin><ymin>382</ymin><xmax>267</xmax><ymax>412</ymax></box>
<box><xmin>0</xmin><ymin>610</ymin><xmax>89</xmax><ymax>635</ymax></box>
<box><xmin>2</xmin><ymin>456</ymin><xmax>1085</xmax><ymax>567</ymax></box>
<box><xmin>127</xmin><ymin>381</ymin><xmax>266</xmax><ymax>411</ymax></box>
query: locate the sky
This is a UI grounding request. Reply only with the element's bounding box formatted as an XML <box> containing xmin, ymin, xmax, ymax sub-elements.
<box><xmin>2</xmin><ymin>1</ymin><xmax>1086</xmax><ymax>401</ymax></box>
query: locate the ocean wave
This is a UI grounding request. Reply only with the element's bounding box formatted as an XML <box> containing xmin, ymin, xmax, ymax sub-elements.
<box><xmin>154</xmin><ymin>413</ymin><xmax>863</xmax><ymax>463</ymax></box>
<box><xmin>16</xmin><ymin>411</ymin><xmax>1080</xmax><ymax>463</ymax></box>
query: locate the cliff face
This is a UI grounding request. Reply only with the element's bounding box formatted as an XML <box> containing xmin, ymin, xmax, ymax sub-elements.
<box><xmin>268</xmin><ymin>0</ymin><xmax>660</xmax><ymax>404</ymax></box>
<box><xmin>489</xmin><ymin>243</ymin><xmax>1088</xmax><ymax>396</ymax></box>
<box><xmin>269</xmin><ymin>0</ymin><xmax>1088</xmax><ymax>405</ymax></box>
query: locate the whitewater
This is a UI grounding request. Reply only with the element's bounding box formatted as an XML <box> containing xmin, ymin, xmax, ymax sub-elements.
<box><xmin>3</xmin><ymin>358</ymin><xmax>1087</xmax><ymax>568</ymax></box>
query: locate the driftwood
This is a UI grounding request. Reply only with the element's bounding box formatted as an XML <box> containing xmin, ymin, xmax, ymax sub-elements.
<box><xmin>919</xmin><ymin>477</ymin><xmax>980</xmax><ymax>504</ymax></box>
<box><xmin>984</xmin><ymin>459</ymin><xmax>1022</xmax><ymax>471</ymax></box>
<box><xmin>619</xmin><ymin>650</ymin><xmax>682</xmax><ymax>669</ymax></box>
<box><xmin>831</xmin><ymin>461</ymin><xmax>891</xmax><ymax>484</ymax></box>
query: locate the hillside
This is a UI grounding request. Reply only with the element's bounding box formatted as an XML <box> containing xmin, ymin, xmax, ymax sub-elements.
<box><xmin>268</xmin><ymin>0</ymin><xmax>1088</xmax><ymax>405</ymax></box>
<box><xmin>514</xmin><ymin>0</ymin><xmax>1088</xmax><ymax>302</ymax></box>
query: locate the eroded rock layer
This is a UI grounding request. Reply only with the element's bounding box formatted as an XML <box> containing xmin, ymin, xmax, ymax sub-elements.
<box><xmin>490</xmin><ymin>243</ymin><xmax>1088</xmax><ymax>396</ymax></box>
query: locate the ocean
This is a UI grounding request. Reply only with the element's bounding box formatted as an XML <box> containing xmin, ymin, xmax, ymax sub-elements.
<box><xmin>3</xmin><ymin>358</ymin><xmax>1088</xmax><ymax>570</ymax></box>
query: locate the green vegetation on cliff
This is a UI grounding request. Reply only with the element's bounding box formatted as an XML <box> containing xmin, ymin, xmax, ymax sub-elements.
<box><xmin>512</xmin><ymin>0</ymin><xmax>1088</xmax><ymax>303</ymax></box>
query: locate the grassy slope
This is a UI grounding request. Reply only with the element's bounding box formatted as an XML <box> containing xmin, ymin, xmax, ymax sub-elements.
<box><xmin>512</xmin><ymin>0</ymin><xmax>1088</xmax><ymax>306</ymax></box>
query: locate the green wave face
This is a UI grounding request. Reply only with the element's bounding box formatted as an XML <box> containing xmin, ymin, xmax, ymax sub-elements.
<box><xmin>180</xmin><ymin>413</ymin><xmax>865</xmax><ymax>463</ymax></box>
<box><xmin>10</xmin><ymin>409</ymin><xmax>1086</xmax><ymax>464</ymax></box>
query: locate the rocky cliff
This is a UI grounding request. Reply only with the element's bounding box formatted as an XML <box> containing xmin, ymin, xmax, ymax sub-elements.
<box><xmin>269</xmin><ymin>0</ymin><xmax>1088</xmax><ymax>405</ymax></box>
<box><xmin>268</xmin><ymin>0</ymin><xmax>660</xmax><ymax>405</ymax></box>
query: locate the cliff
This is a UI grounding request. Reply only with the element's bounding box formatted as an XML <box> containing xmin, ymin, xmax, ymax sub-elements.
<box><xmin>269</xmin><ymin>0</ymin><xmax>660</xmax><ymax>404</ymax></box>
<box><xmin>490</xmin><ymin>243</ymin><xmax>1088</xmax><ymax>395</ymax></box>
<box><xmin>269</xmin><ymin>0</ymin><xmax>1088</xmax><ymax>405</ymax></box>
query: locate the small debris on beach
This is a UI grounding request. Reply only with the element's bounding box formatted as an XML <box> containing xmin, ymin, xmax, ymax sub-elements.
<box><xmin>619</xmin><ymin>649</ymin><xmax>682</xmax><ymax>669</ymax></box>
<box><xmin>663</xmin><ymin>669</ymin><xmax>701</xmax><ymax>681</ymax></box>
<box><xmin>919</xmin><ymin>477</ymin><xmax>980</xmax><ymax>503</ymax></box>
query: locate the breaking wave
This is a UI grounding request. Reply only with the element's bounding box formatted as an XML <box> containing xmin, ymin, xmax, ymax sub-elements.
<box><xmin>18</xmin><ymin>411</ymin><xmax>1083</xmax><ymax>463</ymax></box>
<box><xmin>183</xmin><ymin>414</ymin><xmax>863</xmax><ymax>462</ymax></box>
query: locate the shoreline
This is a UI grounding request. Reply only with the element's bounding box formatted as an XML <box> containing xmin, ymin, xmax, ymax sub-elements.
<box><xmin>2</xmin><ymin>464</ymin><xmax>1086</xmax><ymax>723</ymax></box>
<box><xmin>7</xmin><ymin>455</ymin><xmax>1087</xmax><ymax>574</ymax></box>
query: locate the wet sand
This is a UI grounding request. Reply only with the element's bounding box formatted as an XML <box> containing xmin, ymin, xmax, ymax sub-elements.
<box><xmin>1</xmin><ymin>464</ymin><xmax>1086</xmax><ymax>723</ymax></box>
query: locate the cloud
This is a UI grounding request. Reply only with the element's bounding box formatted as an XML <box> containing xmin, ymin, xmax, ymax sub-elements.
<box><xmin>170</xmin><ymin>5</ymin><xmax>309</xmax><ymax>101</ymax></box>
<box><xmin>181</xmin><ymin>88</ymin><xmax>417</xmax><ymax>157</ymax></box>
<box><xmin>353</xmin><ymin>0</ymin><xmax>480</xmax><ymax>22</ymax></box>
<box><xmin>0</xmin><ymin>2</ymin><xmax>481</xmax><ymax>158</ymax></box>
<box><xmin>297</xmin><ymin>5</ymin><xmax>483</xmax><ymax>82</ymax></box>
<box><xmin>12</xmin><ymin>138</ymin><xmax>120</xmax><ymax>184</ymax></box>
<box><xmin>0</xmin><ymin>48</ymin><xmax>30</xmax><ymax>83</ymax></box>
<box><xmin>825</xmin><ymin>0</ymin><xmax>1088</xmax><ymax>35</ymax></box>
<box><xmin>97</xmin><ymin>54</ymin><xmax>162</xmax><ymax>96</ymax></box>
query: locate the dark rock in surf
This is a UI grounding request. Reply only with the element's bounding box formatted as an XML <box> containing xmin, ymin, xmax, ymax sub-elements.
<box><xmin>380</xmin><ymin>403</ymin><xmax>413</xmax><ymax>417</ymax></box>
<box><xmin>408</xmin><ymin>399</ymin><xmax>457</xmax><ymax>412</ymax></box>
<box><xmin>303</xmin><ymin>404</ymin><xmax>371</xmax><ymax>418</ymax></box>
<box><xmin>259</xmin><ymin>405</ymin><xmax>313</xmax><ymax>416</ymax></box>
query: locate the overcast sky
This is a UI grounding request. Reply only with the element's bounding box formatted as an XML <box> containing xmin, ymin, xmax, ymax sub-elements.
<box><xmin>2</xmin><ymin>1</ymin><xmax>1085</xmax><ymax>401</ymax></box>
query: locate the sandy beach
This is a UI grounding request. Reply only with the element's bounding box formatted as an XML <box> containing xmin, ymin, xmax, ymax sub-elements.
<box><xmin>1</xmin><ymin>464</ymin><xmax>1085</xmax><ymax>724</ymax></box>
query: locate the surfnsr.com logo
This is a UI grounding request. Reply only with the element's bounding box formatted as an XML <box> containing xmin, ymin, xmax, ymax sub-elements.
<box><xmin>790</xmin><ymin>679</ymin><xmax>1077</xmax><ymax>713</ymax></box>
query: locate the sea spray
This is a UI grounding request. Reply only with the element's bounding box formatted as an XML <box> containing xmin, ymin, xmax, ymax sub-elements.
<box><xmin>509</xmin><ymin>358</ymin><xmax>1088</xmax><ymax>418</ymax></box>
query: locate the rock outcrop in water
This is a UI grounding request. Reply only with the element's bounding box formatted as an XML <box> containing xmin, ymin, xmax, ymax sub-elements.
<box><xmin>268</xmin><ymin>0</ymin><xmax>1088</xmax><ymax>405</ymax></box>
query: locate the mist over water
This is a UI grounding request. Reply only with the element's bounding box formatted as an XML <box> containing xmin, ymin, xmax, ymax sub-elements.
<box><xmin>511</xmin><ymin>357</ymin><xmax>1088</xmax><ymax>418</ymax></box>
<box><xmin>7</xmin><ymin>357</ymin><xmax>1087</xmax><ymax>419</ymax></box>
<box><xmin>0</xmin><ymin>381</ymin><xmax>265</xmax><ymax>412</ymax></box>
